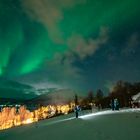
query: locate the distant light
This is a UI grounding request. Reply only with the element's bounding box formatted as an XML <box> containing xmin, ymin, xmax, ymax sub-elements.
<box><xmin>23</xmin><ymin>119</ymin><xmax>33</xmax><ymax>124</ymax></box>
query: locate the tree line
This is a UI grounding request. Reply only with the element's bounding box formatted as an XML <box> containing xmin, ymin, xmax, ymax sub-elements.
<box><xmin>75</xmin><ymin>81</ymin><xmax>140</xmax><ymax>109</ymax></box>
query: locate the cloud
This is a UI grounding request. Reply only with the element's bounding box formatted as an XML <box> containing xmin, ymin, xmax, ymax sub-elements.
<box><xmin>67</xmin><ymin>27</ymin><xmax>109</xmax><ymax>59</ymax></box>
<box><xmin>46</xmin><ymin>52</ymin><xmax>82</xmax><ymax>86</ymax></box>
<box><xmin>122</xmin><ymin>33</ymin><xmax>140</xmax><ymax>55</ymax></box>
<box><xmin>43</xmin><ymin>27</ymin><xmax>109</xmax><ymax>88</ymax></box>
<box><xmin>22</xmin><ymin>0</ymin><xmax>86</xmax><ymax>43</ymax></box>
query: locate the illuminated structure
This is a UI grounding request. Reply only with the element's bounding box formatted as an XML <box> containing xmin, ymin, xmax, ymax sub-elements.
<box><xmin>0</xmin><ymin>103</ymin><xmax>75</xmax><ymax>131</ymax></box>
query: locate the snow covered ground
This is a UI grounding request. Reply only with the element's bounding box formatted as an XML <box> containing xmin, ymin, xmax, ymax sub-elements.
<box><xmin>0</xmin><ymin>108</ymin><xmax>140</xmax><ymax>140</ymax></box>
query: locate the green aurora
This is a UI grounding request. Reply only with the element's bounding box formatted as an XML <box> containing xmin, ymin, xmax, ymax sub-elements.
<box><xmin>0</xmin><ymin>0</ymin><xmax>140</xmax><ymax>90</ymax></box>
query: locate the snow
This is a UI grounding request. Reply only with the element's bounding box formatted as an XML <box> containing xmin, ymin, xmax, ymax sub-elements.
<box><xmin>0</xmin><ymin>108</ymin><xmax>140</xmax><ymax>140</ymax></box>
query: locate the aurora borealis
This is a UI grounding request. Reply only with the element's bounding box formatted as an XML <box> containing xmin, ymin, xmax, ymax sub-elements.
<box><xmin>0</xmin><ymin>0</ymin><xmax>140</xmax><ymax>92</ymax></box>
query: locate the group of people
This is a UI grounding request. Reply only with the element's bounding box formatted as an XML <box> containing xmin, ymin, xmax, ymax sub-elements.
<box><xmin>110</xmin><ymin>98</ymin><xmax>119</xmax><ymax>110</ymax></box>
<box><xmin>74</xmin><ymin>98</ymin><xmax>120</xmax><ymax>118</ymax></box>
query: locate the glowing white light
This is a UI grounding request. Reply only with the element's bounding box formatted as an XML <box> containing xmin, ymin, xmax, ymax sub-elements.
<box><xmin>79</xmin><ymin>108</ymin><xmax>140</xmax><ymax>120</ymax></box>
<box><xmin>23</xmin><ymin>119</ymin><xmax>33</xmax><ymax>124</ymax></box>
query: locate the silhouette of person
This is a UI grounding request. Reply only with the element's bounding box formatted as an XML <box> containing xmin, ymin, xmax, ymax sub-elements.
<box><xmin>74</xmin><ymin>105</ymin><xmax>80</xmax><ymax>118</ymax></box>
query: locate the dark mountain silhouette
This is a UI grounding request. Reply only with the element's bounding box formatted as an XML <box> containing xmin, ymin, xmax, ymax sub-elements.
<box><xmin>0</xmin><ymin>78</ymin><xmax>37</xmax><ymax>104</ymax></box>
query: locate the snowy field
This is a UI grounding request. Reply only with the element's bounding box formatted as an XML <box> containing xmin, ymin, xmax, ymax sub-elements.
<box><xmin>0</xmin><ymin>108</ymin><xmax>140</xmax><ymax>140</ymax></box>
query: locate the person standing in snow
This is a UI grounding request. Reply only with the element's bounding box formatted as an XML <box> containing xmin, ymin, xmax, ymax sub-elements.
<box><xmin>98</xmin><ymin>104</ymin><xmax>102</xmax><ymax>111</ymax></box>
<box><xmin>114</xmin><ymin>98</ymin><xmax>119</xmax><ymax>110</ymax></box>
<box><xmin>110</xmin><ymin>99</ymin><xmax>115</xmax><ymax>110</ymax></box>
<box><xmin>91</xmin><ymin>103</ymin><xmax>97</xmax><ymax>113</ymax></box>
<box><xmin>74</xmin><ymin>105</ymin><xmax>81</xmax><ymax>118</ymax></box>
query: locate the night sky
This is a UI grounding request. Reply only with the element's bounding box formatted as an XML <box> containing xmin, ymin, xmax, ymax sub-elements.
<box><xmin>0</xmin><ymin>0</ymin><xmax>140</xmax><ymax>93</ymax></box>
